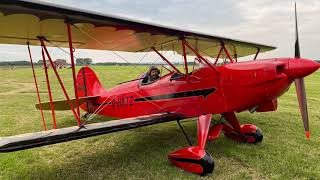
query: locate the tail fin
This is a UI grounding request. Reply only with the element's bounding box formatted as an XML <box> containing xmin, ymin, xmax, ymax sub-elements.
<box><xmin>77</xmin><ymin>67</ymin><xmax>106</xmax><ymax>97</ymax></box>
<box><xmin>35</xmin><ymin>67</ymin><xmax>104</xmax><ymax>112</ymax></box>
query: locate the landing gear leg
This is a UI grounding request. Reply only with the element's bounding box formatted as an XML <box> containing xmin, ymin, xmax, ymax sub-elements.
<box><xmin>168</xmin><ymin>114</ymin><xmax>214</xmax><ymax>175</ymax></box>
<box><xmin>222</xmin><ymin>112</ymin><xmax>263</xmax><ymax>144</ymax></box>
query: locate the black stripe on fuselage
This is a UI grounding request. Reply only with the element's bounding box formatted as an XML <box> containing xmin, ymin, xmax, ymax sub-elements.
<box><xmin>134</xmin><ymin>88</ymin><xmax>215</xmax><ymax>102</ymax></box>
<box><xmin>93</xmin><ymin>88</ymin><xmax>215</xmax><ymax>107</ymax></box>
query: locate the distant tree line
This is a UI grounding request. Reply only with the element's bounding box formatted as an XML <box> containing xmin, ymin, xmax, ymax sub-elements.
<box><xmin>0</xmin><ymin>60</ymin><xmax>226</xmax><ymax>66</ymax></box>
<box><xmin>0</xmin><ymin>61</ymin><xmax>31</xmax><ymax>66</ymax></box>
<box><xmin>95</xmin><ymin>62</ymin><xmax>167</xmax><ymax>66</ymax></box>
<box><xmin>76</xmin><ymin>58</ymin><xmax>92</xmax><ymax>65</ymax></box>
<box><xmin>0</xmin><ymin>58</ymin><xmax>93</xmax><ymax>66</ymax></box>
<box><xmin>0</xmin><ymin>61</ymin><xmax>166</xmax><ymax>67</ymax></box>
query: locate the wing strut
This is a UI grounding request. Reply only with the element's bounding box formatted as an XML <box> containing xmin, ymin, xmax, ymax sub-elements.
<box><xmin>221</xmin><ymin>42</ymin><xmax>234</xmax><ymax>63</ymax></box>
<box><xmin>182</xmin><ymin>40</ymin><xmax>219</xmax><ymax>74</ymax></box>
<box><xmin>41</xmin><ymin>46</ymin><xmax>57</xmax><ymax>128</ymax></box>
<box><xmin>27</xmin><ymin>43</ymin><xmax>47</xmax><ymax>131</ymax></box>
<box><xmin>66</xmin><ymin>23</ymin><xmax>81</xmax><ymax>118</ymax></box>
<box><xmin>152</xmin><ymin>47</ymin><xmax>182</xmax><ymax>74</ymax></box>
<box><xmin>181</xmin><ymin>40</ymin><xmax>189</xmax><ymax>79</ymax></box>
<box><xmin>39</xmin><ymin>37</ymin><xmax>82</xmax><ymax>127</ymax></box>
<box><xmin>213</xmin><ymin>46</ymin><xmax>223</xmax><ymax>65</ymax></box>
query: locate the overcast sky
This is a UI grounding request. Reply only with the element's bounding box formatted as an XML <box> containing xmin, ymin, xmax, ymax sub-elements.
<box><xmin>0</xmin><ymin>0</ymin><xmax>319</xmax><ymax>62</ymax></box>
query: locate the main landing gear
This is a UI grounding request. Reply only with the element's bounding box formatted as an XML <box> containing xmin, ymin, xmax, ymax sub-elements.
<box><xmin>168</xmin><ymin>114</ymin><xmax>214</xmax><ymax>175</ymax></box>
<box><xmin>209</xmin><ymin>112</ymin><xmax>263</xmax><ymax>144</ymax></box>
<box><xmin>169</xmin><ymin>112</ymin><xmax>263</xmax><ymax>175</ymax></box>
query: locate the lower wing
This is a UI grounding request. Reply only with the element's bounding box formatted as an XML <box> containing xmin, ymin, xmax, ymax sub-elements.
<box><xmin>0</xmin><ymin>113</ymin><xmax>183</xmax><ymax>152</ymax></box>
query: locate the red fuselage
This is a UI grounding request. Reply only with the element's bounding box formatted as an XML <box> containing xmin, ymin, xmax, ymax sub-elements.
<box><xmin>81</xmin><ymin>58</ymin><xmax>319</xmax><ymax>119</ymax></box>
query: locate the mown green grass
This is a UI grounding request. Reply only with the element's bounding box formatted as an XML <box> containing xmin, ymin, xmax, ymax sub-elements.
<box><xmin>0</xmin><ymin>66</ymin><xmax>319</xmax><ymax>180</ymax></box>
<box><xmin>0</xmin><ymin>85</ymin><xmax>14</xmax><ymax>93</ymax></box>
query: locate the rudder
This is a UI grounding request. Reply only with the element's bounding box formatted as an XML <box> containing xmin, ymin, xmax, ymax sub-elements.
<box><xmin>77</xmin><ymin>67</ymin><xmax>106</xmax><ymax>97</ymax></box>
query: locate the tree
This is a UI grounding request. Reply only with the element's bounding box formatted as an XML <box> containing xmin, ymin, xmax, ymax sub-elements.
<box><xmin>76</xmin><ymin>58</ymin><xmax>93</xmax><ymax>65</ymax></box>
<box><xmin>0</xmin><ymin>61</ymin><xmax>30</xmax><ymax>66</ymax></box>
<box><xmin>37</xmin><ymin>60</ymin><xmax>44</xmax><ymax>65</ymax></box>
<box><xmin>83</xmin><ymin>58</ymin><xmax>92</xmax><ymax>65</ymax></box>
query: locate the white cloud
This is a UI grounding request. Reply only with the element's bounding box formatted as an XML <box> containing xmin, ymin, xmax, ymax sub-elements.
<box><xmin>0</xmin><ymin>0</ymin><xmax>319</xmax><ymax>62</ymax></box>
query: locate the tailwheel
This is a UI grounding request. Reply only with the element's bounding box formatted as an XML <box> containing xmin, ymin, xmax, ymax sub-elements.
<box><xmin>168</xmin><ymin>146</ymin><xmax>214</xmax><ymax>176</ymax></box>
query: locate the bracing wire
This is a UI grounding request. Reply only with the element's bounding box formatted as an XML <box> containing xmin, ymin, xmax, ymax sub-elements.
<box><xmin>40</xmin><ymin>25</ymin><xmax>180</xmax><ymax>123</ymax></box>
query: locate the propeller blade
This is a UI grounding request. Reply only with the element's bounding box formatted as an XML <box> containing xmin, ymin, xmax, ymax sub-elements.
<box><xmin>294</xmin><ymin>3</ymin><xmax>300</xmax><ymax>59</ymax></box>
<box><xmin>293</xmin><ymin>2</ymin><xmax>310</xmax><ymax>138</ymax></box>
<box><xmin>294</xmin><ymin>78</ymin><xmax>310</xmax><ymax>138</ymax></box>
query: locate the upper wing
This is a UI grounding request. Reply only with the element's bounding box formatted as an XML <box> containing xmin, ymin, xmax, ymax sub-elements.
<box><xmin>0</xmin><ymin>0</ymin><xmax>275</xmax><ymax>58</ymax></box>
<box><xmin>0</xmin><ymin>113</ymin><xmax>183</xmax><ymax>152</ymax></box>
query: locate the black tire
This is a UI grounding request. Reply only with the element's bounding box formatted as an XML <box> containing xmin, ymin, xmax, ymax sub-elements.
<box><xmin>245</xmin><ymin>127</ymin><xmax>263</xmax><ymax>144</ymax></box>
<box><xmin>200</xmin><ymin>151</ymin><xmax>215</xmax><ymax>176</ymax></box>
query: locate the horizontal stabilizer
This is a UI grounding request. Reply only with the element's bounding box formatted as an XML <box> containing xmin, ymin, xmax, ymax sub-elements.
<box><xmin>35</xmin><ymin>96</ymin><xmax>99</xmax><ymax>110</ymax></box>
<box><xmin>0</xmin><ymin>113</ymin><xmax>182</xmax><ymax>152</ymax></box>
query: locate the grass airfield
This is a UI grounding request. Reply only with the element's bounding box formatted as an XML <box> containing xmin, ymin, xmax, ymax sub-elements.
<box><xmin>0</xmin><ymin>66</ymin><xmax>319</xmax><ymax>179</ymax></box>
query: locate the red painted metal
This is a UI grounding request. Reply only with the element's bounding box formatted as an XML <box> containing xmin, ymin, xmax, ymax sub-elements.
<box><xmin>168</xmin><ymin>146</ymin><xmax>213</xmax><ymax>175</ymax></box>
<box><xmin>208</xmin><ymin>124</ymin><xmax>223</xmax><ymax>141</ymax></box>
<box><xmin>40</xmin><ymin>38</ymin><xmax>82</xmax><ymax>126</ymax></box>
<box><xmin>240</xmin><ymin>124</ymin><xmax>257</xmax><ymax>134</ymax></box>
<box><xmin>209</xmin><ymin>114</ymin><xmax>260</xmax><ymax>143</ymax></box>
<box><xmin>213</xmin><ymin>46</ymin><xmax>223</xmax><ymax>65</ymax></box>
<box><xmin>152</xmin><ymin>47</ymin><xmax>182</xmax><ymax>74</ymax></box>
<box><xmin>256</xmin><ymin>100</ymin><xmax>278</xmax><ymax>112</ymax></box>
<box><xmin>2</xmin><ymin>3</ymin><xmax>320</xmax><ymax>176</ymax></box>
<box><xmin>66</xmin><ymin>23</ymin><xmax>80</xmax><ymax>117</ymax></box>
<box><xmin>197</xmin><ymin>114</ymin><xmax>212</xmax><ymax>149</ymax></box>
<box><xmin>170</xmin><ymin>160</ymin><xmax>203</xmax><ymax>174</ymax></box>
<box><xmin>222</xmin><ymin>112</ymin><xmax>241</xmax><ymax>133</ymax></box>
<box><xmin>74</xmin><ymin>58</ymin><xmax>319</xmax><ymax>119</ymax></box>
<box><xmin>284</xmin><ymin>58</ymin><xmax>319</xmax><ymax>80</ymax></box>
<box><xmin>168</xmin><ymin>113</ymin><xmax>214</xmax><ymax>175</ymax></box>
<box><xmin>27</xmin><ymin>43</ymin><xmax>47</xmax><ymax>131</ymax></box>
<box><xmin>168</xmin><ymin>146</ymin><xmax>205</xmax><ymax>174</ymax></box>
<box><xmin>221</xmin><ymin>43</ymin><xmax>234</xmax><ymax>63</ymax></box>
<box><xmin>41</xmin><ymin>48</ymin><xmax>57</xmax><ymax>129</ymax></box>
<box><xmin>181</xmin><ymin>40</ymin><xmax>189</xmax><ymax>79</ymax></box>
<box><xmin>34</xmin><ymin>48</ymin><xmax>320</xmax><ymax>175</ymax></box>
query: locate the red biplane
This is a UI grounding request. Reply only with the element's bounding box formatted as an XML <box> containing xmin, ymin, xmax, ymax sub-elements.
<box><xmin>0</xmin><ymin>1</ymin><xmax>319</xmax><ymax>175</ymax></box>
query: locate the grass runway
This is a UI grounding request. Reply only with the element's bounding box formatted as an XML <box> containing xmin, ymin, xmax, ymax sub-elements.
<box><xmin>0</xmin><ymin>66</ymin><xmax>319</xmax><ymax>179</ymax></box>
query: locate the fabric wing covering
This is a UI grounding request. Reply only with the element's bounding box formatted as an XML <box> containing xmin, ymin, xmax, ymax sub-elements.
<box><xmin>0</xmin><ymin>113</ymin><xmax>182</xmax><ymax>152</ymax></box>
<box><xmin>0</xmin><ymin>0</ymin><xmax>275</xmax><ymax>58</ymax></box>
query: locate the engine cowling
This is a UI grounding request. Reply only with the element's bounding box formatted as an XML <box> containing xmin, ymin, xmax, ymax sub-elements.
<box><xmin>256</xmin><ymin>100</ymin><xmax>278</xmax><ymax>112</ymax></box>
